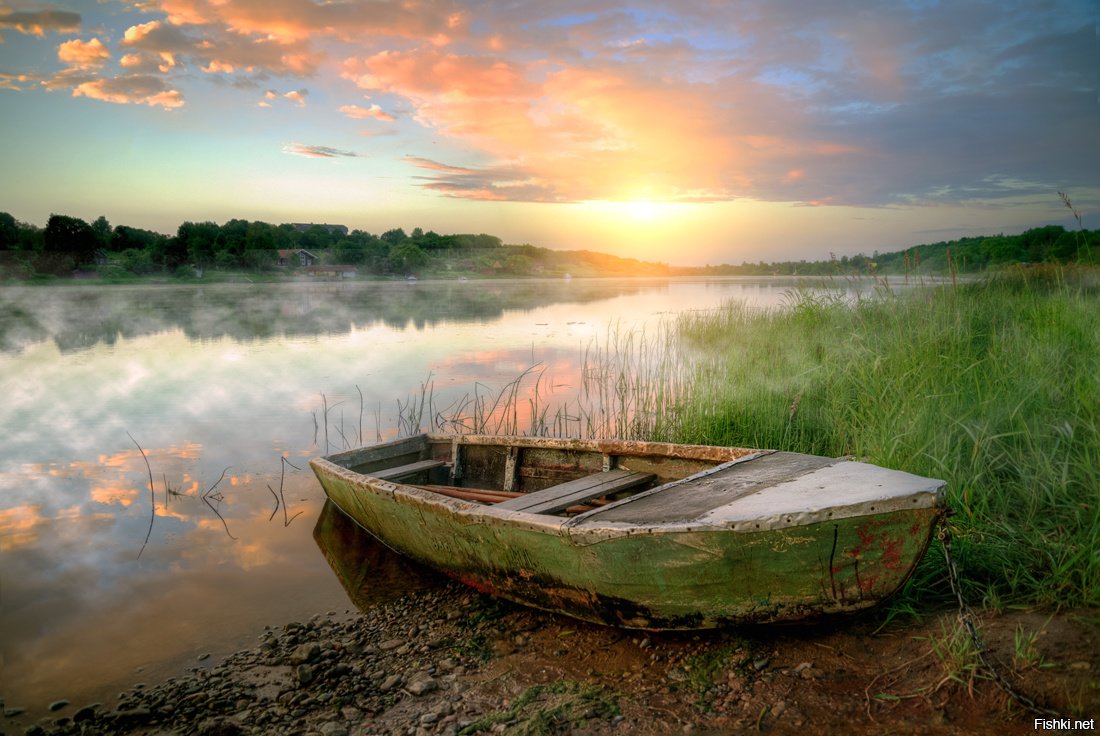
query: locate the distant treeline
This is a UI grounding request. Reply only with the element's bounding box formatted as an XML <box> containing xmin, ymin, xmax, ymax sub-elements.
<box><xmin>682</xmin><ymin>224</ymin><xmax>1098</xmax><ymax>277</ymax></box>
<box><xmin>0</xmin><ymin>211</ymin><xmax>668</xmax><ymax>279</ymax></box>
<box><xmin>0</xmin><ymin>210</ymin><xmax>1095</xmax><ymax>280</ymax></box>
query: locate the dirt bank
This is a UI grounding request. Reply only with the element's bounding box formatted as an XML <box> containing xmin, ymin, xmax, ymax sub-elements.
<box><xmin>4</xmin><ymin>584</ymin><xmax>1097</xmax><ymax>736</ymax></box>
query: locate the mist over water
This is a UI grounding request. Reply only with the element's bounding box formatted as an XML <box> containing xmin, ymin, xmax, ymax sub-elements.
<box><xmin>0</xmin><ymin>276</ymin><xmax>857</xmax><ymax>715</ymax></box>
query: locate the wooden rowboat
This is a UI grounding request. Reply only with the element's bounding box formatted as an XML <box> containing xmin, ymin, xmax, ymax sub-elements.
<box><xmin>310</xmin><ymin>434</ymin><xmax>946</xmax><ymax>629</ymax></box>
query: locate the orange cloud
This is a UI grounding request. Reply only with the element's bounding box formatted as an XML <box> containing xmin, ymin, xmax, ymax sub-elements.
<box><xmin>0</xmin><ymin>71</ymin><xmax>40</xmax><ymax>91</ymax></box>
<box><xmin>344</xmin><ymin>49</ymin><xmax>533</xmax><ymax>100</ymax></box>
<box><xmin>350</xmin><ymin>50</ymin><xmax>749</xmax><ymax>202</ymax></box>
<box><xmin>133</xmin><ymin>0</ymin><xmax>468</xmax><ymax>44</ymax></box>
<box><xmin>57</xmin><ymin>38</ymin><xmax>110</xmax><ymax>69</ymax></box>
<box><xmin>339</xmin><ymin>103</ymin><xmax>396</xmax><ymax>122</ymax></box>
<box><xmin>120</xmin><ymin>18</ymin><xmax>321</xmax><ymax>77</ymax></box>
<box><xmin>72</xmin><ymin>74</ymin><xmax>184</xmax><ymax>109</ymax></box>
<box><xmin>0</xmin><ymin>8</ymin><xmax>80</xmax><ymax>37</ymax></box>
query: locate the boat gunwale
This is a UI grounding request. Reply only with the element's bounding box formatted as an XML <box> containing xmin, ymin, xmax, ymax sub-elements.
<box><xmin>311</xmin><ymin>435</ymin><xmax>948</xmax><ymax>542</ymax></box>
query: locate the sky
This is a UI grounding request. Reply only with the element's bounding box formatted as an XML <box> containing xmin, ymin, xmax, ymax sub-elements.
<box><xmin>0</xmin><ymin>0</ymin><xmax>1097</xmax><ymax>265</ymax></box>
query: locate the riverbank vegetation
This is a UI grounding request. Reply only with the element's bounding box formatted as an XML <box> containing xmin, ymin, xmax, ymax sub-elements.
<box><xmin>666</xmin><ymin>267</ymin><xmax>1099</xmax><ymax>612</ymax></box>
<box><xmin>407</xmin><ymin>266</ymin><xmax>1098</xmax><ymax>613</ymax></box>
<box><xmin>1</xmin><ymin>209</ymin><xmax>1096</xmax><ymax>281</ymax></box>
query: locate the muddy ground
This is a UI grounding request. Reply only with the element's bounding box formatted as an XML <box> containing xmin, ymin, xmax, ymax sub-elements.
<box><xmin>5</xmin><ymin>583</ymin><xmax>1097</xmax><ymax>736</ymax></box>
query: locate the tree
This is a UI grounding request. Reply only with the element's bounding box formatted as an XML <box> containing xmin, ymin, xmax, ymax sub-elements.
<box><xmin>381</xmin><ymin>228</ymin><xmax>408</xmax><ymax>245</ymax></box>
<box><xmin>389</xmin><ymin>242</ymin><xmax>427</xmax><ymax>273</ymax></box>
<box><xmin>0</xmin><ymin>212</ymin><xmax>17</xmax><ymax>250</ymax></box>
<box><xmin>245</xmin><ymin>221</ymin><xmax>276</xmax><ymax>252</ymax></box>
<box><xmin>92</xmin><ymin>216</ymin><xmax>112</xmax><ymax>250</ymax></box>
<box><xmin>44</xmin><ymin>214</ymin><xmax>99</xmax><ymax>267</ymax></box>
<box><xmin>299</xmin><ymin>225</ymin><xmax>333</xmax><ymax>251</ymax></box>
<box><xmin>177</xmin><ymin>221</ymin><xmax>220</xmax><ymax>267</ymax></box>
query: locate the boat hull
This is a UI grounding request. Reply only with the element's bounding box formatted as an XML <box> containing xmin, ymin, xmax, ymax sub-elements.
<box><xmin>310</xmin><ymin>437</ymin><xmax>945</xmax><ymax>629</ymax></box>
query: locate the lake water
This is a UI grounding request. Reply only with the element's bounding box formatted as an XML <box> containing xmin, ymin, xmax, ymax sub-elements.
<box><xmin>0</xmin><ymin>276</ymin><xmax>870</xmax><ymax>716</ymax></box>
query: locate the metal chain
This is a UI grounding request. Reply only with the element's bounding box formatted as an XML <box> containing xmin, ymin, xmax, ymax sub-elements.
<box><xmin>937</xmin><ymin>512</ymin><xmax>1061</xmax><ymax>717</ymax></box>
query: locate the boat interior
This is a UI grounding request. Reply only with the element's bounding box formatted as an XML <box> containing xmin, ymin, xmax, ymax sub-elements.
<box><xmin>330</xmin><ymin>434</ymin><xmax>756</xmax><ymax>518</ymax></box>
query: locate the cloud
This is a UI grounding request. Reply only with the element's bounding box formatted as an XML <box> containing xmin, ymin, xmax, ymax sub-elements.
<box><xmin>57</xmin><ymin>38</ymin><xmax>110</xmax><ymax>69</ymax></box>
<box><xmin>128</xmin><ymin>0</ymin><xmax>467</xmax><ymax>44</ymax></box>
<box><xmin>282</xmin><ymin>143</ymin><xmax>358</xmax><ymax>159</ymax></box>
<box><xmin>71</xmin><ymin>74</ymin><xmax>184</xmax><ymax>109</ymax></box>
<box><xmin>404</xmin><ymin>155</ymin><xmax>561</xmax><ymax>202</ymax></box>
<box><xmin>0</xmin><ymin>71</ymin><xmax>41</xmax><ymax>91</ymax></box>
<box><xmin>339</xmin><ymin>103</ymin><xmax>395</xmax><ymax>122</ymax></box>
<box><xmin>119</xmin><ymin>18</ymin><xmax>322</xmax><ymax>77</ymax></box>
<box><xmin>4</xmin><ymin>0</ymin><xmax>1097</xmax><ymax>207</ymax></box>
<box><xmin>0</xmin><ymin>8</ymin><xmax>80</xmax><ymax>37</ymax></box>
<box><xmin>350</xmin><ymin>52</ymin><xmax>786</xmax><ymax>203</ymax></box>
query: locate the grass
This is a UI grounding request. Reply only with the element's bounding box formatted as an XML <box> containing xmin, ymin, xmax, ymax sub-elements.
<box><xmin>457</xmin><ymin>680</ymin><xmax>619</xmax><ymax>735</ymax></box>
<box><xmin>665</xmin><ymin>267</ymin><xmax>1100</xmax><ymax>611</ymax></box>
<box><xmin>396</xmin><ymin>266</ymin><xmax>1099</xmax><ymax>612</ymax></box>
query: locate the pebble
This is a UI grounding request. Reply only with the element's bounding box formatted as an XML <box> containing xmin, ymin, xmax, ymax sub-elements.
<box><xmin>291</xmin><ymin>643</ymin><xmax>321</xmax><ymax>664</ymax></box>
<box><xmin>72</xmin><ymin>704</ymin><xmax>100</xmax><ymax>722</ymax></box>
<box><xmin>407</xmin><ymin>676</ymin><xmax>439</xmax><ymax>696</ymax></box>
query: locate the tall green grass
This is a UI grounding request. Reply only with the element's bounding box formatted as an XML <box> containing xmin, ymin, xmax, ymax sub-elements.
<box><xmin>667</xmin><ymin>267</ymin><xmax>1099</xmax><ymax>610</ymax></box>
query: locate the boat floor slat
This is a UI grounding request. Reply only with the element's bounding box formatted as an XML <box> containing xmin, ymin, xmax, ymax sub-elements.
<box><xmin>494</xmin><ymin>469</ymin><xmax>655</xmax><ymax>515</ymax></box>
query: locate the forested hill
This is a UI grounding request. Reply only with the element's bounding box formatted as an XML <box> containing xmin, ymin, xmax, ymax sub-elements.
<box><xmin>0</xmin><ymin>210</ymin><xmax>1095</xmax><ymax>280</ymax></box>
<box><xmin>684</xmin><ymin>224</ymin><xmax>1098</xmax><ymax>276</ymax></box>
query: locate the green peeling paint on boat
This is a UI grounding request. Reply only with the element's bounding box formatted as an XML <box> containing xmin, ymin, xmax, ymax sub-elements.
<box><xmin>310</xmin><ymin>433</ymin><xmax>946</xmax><ymax>629</ymax></box>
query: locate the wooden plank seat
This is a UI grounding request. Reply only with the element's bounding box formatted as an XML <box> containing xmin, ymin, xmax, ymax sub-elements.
<box><xmin>494</xmin><ymin>469</ymin><xmax>655</xmax><ymax>515</ymax></box>
<box><xmin>370</xmin><ymin>459</ymin><xmax>446</xmax><ymax>481</ymax></box>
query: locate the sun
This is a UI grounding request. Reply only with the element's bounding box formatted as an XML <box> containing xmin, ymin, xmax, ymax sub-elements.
<box><xmin>580</xmin><ymin>198</ymin><xmax>689</xmax><ymax>223</ymax></box>
<box><xmin>622</xmin><ymin>199</ymin><xmax>664</xmax><ymax>221</ymax></box>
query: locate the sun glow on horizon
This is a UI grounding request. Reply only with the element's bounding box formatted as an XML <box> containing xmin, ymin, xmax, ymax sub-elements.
<box><xmin>579</xmin><ymin>199</ymin><xmax>701</xmax><ymax>223</ymax></box>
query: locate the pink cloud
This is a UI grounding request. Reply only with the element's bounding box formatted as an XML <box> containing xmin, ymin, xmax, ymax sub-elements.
<box><xmin>282</xmin><ymin>143</ymin><xmax>357</xmax><ymax>158</ymax></box>
<box><xmin>403</xmin><ymin>155</ymin><xmax>476</xmax><ymax>175</ymax></box>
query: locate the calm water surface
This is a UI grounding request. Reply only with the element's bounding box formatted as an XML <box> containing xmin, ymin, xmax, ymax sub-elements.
<box><xmin>0</xmin><ymin>277</ymin><xmax>864</xmax><ymax>715</ymax></box>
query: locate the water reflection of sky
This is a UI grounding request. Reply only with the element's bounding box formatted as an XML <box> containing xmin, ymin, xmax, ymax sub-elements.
<box><xmin>0</xmin><ymin>277</ymin><xmax>857</xmax><ymax>717</ymax></box>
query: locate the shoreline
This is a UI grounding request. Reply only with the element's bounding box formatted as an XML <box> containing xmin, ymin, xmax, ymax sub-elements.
<box><xmin>6</xmin><ymin>583</ymin><xmax>1096</xmax><ymax>736</ymax></box>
